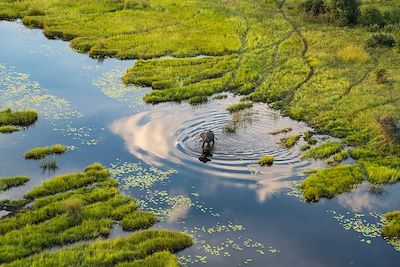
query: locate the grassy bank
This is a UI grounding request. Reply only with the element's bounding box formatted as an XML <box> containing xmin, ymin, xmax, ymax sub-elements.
<box><xmin>0</xmin><ymin>176</ymin><xmax>29</xmax><ymax>191</ymax></box>
<box><xmin>0</xmin><ymin>164</ymin><xmax>192</xmax><ymax>264</ymax></box>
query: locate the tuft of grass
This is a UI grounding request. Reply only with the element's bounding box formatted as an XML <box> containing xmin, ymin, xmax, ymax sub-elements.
<box><xmin>223</xmin><ymin>123</ymin><xmax>237</xmax><ymax>134</ymax></box>
<box><xmin>227</xmin><ymin>101</ymin><xmax>253</xmax><ymax>113</ymax></box>
<box><xmin>84</xmin><ymin>163</ymin><xmax>105</xmax><ymax>172</ymax></box>
<box><xmin>382</xmin><ymin>211</ymin><xmax>400</xmax><ymax>239</ymax></box>
<box><xmin>24</xmin><ymin>144</ymin><xmax>67</xmax><ymax>160</ymax></box>
<box><xmin>279</xmin><ymin>134</ymin><xmax>301</xmax><ymax>148</ymax></box>
<box><xmin>0</xmin><ymin>199</ymin><xmax>30</xmax><ymax>211</ymax></box>
<box><xmin>0</xmin><ymin>109</ymin><xmax>37</xmax><ymax>127</ymax></box>
<box><xmin>336</xmin><ymin>45</ymin><xmax>369</xmax><ymax>63</ymax></box>
<box><xmin>0</xmin><ymin>176</ymin><xmax>29</xmax><ymax>191</ymax></box>
<box><xmin>362</xmin><ymin>161</ymin><xmax>400</xmax><ymax>184</ymax></box>
<box><xmin>301</xmin><ymin>165</ymin><xmax>364</xmax><ymax>202</ymax></box>
<box><xmin>64</xmin><ymin>198</ymin><xmax>82</xmax><ymax>221</ymax></box>
<box><xmin>303</xmin><ymin>141</ymin><xmax>343</xmax><ymax>159</ymax></box>
<box><xmin>122</xmin><ymin>211</ymin><xmax>158</xmax><ymax>231</ymax></box>
<box><xmin>188</xmin><ymin>95</ymin><xmax>207</xmax><ymax>105</ymax></box>
<box><xmin>259</xmin><ymin>155</ymin><xmax>274</xmax><ymax>166</ymax></box>
<box><xmin>0</xmin><ymin>125</ymin><xmax>20</xmax><ymax>133</ymax></box>
<box><xmin>301</xmin><ymin>144</ymin><xmax>311</xmax><ymax>151</ymax></box>
<box><xmin>40</xmin><ymin>158</ymin><xmax>58</xmax><ymax>171</ymax></box>
<box><xmin>213</xmin><ymin>93</ymin><xmax>228</xmax><ymax>100</ymax></box>
<box><xmin>270</xmin><ymin>127</ymin><xmax>292</xmax><ymax>135</ymax></box>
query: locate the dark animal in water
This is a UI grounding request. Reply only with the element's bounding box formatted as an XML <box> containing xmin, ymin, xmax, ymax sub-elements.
<box><xmin>200</xmin><ymin>130</ymin><xmax>215</xmax><ymax>148</ymax></box>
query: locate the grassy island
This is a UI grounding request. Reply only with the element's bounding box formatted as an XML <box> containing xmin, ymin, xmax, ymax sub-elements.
<box><xmin>0</xmin><ymin>164</ymin><xmax>192</xmax><ymax>265</ymax></box>
<box><xmin>0</xmin><ymin>109</ymin><xmax>37</xmax><ymax>132</ymax></box>
<box><xmin>0</xmin><ymin>176</ymin><xmax>29</xmax><ymax>192</ymax></box>
<box><xmin>24</xmin><ymin>144</ymin><xmax>67</xmax><ymax>159</ymax></box>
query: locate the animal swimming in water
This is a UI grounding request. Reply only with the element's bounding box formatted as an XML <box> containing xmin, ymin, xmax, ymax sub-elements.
<box><xmin>200</xmin><ymin>130</ymin><xmax>215</xmax><ymax>148</ymax></box>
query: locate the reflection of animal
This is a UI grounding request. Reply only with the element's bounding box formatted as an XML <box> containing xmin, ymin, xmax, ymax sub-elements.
<box><xmin>200</xmin><ymin>130</ymin><xmax>215</xmax><ymax>148</ymax></box>
<box><xmin>198</xmin><ymin>145</ymin><xmax>213</xmax><ymax>163</ymax></box>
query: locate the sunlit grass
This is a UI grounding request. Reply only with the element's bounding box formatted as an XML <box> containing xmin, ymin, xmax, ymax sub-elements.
<box><xmin>279</xmin><ymin>134</ymin><xmax>301</xmax><ymax>148</ymax></box>
<box><xmin>0</xmin><ymin>125</ymin><xmax>20</xmax><ymax>133</ymax></box>
<box><xmin>0</xmin><ymin>176</ymin><xmax>29</xmax><ymax>191</ymax></box>
<box><xmin>259</xmin><ymin>155</ymin><xmax>274</xmax><ymax>166</ymax></box>
<box><xmin>24</xmin><ymin>144</ymin><xmax>67</xmax><ymax>160</ymax></box>
<box><xmin>0</xmin><ymin>109</ymin><xmax>37</xmax><ymax>127</ymax></box>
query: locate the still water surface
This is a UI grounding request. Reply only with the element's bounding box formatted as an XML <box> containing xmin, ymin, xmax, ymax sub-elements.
<box><xmin>0</xmin><ymin>21</ymin><xmax>399</xmax><ymax>266</ymax></box>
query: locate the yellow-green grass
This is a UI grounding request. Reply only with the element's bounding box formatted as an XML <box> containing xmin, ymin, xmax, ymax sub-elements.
<box><xmin>0</xmin><ymin>109</ymin><xmax>37</xmax><ymax>127</ymax></box>
<box><xmin>223</xmin><ymin>123</ymin><xmax>237</xmax><ymax>134</ymax></box>
<box><xmin>24</xmin><ymin>144</ymin><xmax>67</xmax><ymax>160</ymax></box>
<box><xmin>279</xmin><ymin>134</ymin><xmax>301</xmax><ymax>148</ymax></box>
<box><xmin>0</xmin><ymin>125</ymin><xmax>20</xmax><ymax>134</ymax></box>
<box><xmin>302</xmin><ymin>141</ymin><xmax>343</xmax><ymax>159</ymax></box>
<box><xmin>0</xmin><ymin>164</ymin><xmax>192</xmax><ymax>264</ymax></box>
<box><xmin>300</xmin><ymin>165</ymin><xmax>364</xmax><ymax>202</ymax></box>
<box><xmin>0</xmin><ymin>199</ymin><xmax>30</xmax><ymax>211</ymax></box>
<box><xmin>382</xmin><ymin>211</ymin><xmax>400</xmax><ymax>239</ymax></box>
<box><xmin>0</xmin><ymin>176</ymin><xmax>29</xmax><ymax>191</ymax></box>
<box><xmin>270</xmin><ymin>127</ymin><xmax>292</xmax><ymax>135</ymax></box>
<box><xmin>40</xmin><ymin>158</ymin><xmax>58</xmax><ymax>171</ymax></box>
<box><xmin>227</xmin><ymin>101</ymin><xmax>253</xmax><ymax>113</ymax></box>
<box><xmin>259</xmin><ymin>155</ymin><xmax>274</xmax><ymax>166</ymax></box>
<box><xmin>188</xmin><ymin>95</ymin><xmax>208</xmax><ymax>105</ymax></box>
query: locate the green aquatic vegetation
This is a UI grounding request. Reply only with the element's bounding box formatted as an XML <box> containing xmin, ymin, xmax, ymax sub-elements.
<box><xmin>0</xmin><ymin>199</ymin><xmax>30</xmax><ymax>211</ymax></box>
<box><xmin>0</xmin><ymin>125</ymin><xmax>20</xmax><ymax>133</ymax></box>
<box><xmin>188</xmin><ymin>95</ymin><xmax>208</xmax><ymax>105</ymax></box>
<box><xmin>223</xmin><ymin>123</ymin><xmax>237</xmax><ymax>134</ymax></box>
<box><xmin>301</xmin><ymin>144</ymin><xmax>311</xmax><ymax>151</ymax></box>
<box><xmin>213</xmin><ymin>93</ymin><xmax>228</xmax><ymax>100</ymax></box>
<box><xmin>0</xmin><ymin>164</ymin><xmax>191</xmax><ymax>264</ymax></box>
<box><xmin>24</xmin><ymin>144</ymin><xmax>67</xmax><ymax>159</ymax></box>
<box><xmin>227</xmin><ymin>101</ymin><xmax>253</xmax><ymax>113</ymax></box>
<box><xmin>301</xmin><ymin>165</ymin><xmax>364</xmax><ymax>202</ymax></box>
<box><xmin>122</xmin><ymin>211</ymin><xmax>158</xmax><ymax>231</ymax></box>
<box><xmin>258</xmin><ymin>156</ymin><xmax>274</xmax><ymax>166</ymax></box>
<box><xmin>279</xmin><ymin>134</ymin><xmax>301</xmax><ymax>148</ymax></box>
<box><xmin>0</xmin><ymin>176</ymin><xmax>29</xmax><ymax>191</ymax></box>
<box><xmin>4</xmin><ymin>230</ymin><xmax>192</xmax><ymax>267</ymax></box>
<box><xmin>270</xmin><ymin>127</ymin><xmax>292</xmax><ymax>135</ymax></box>
<box><xmin>303</xmin><ymin>141</ymin><xmax>343</xmax><ymax>159</ymax></box>
<box><xmin>362</xmin><ymin>161</ymin><xmax>400</xmax><ymax>184</ymax></box>
<box><xmin>0</xmin><ymin>109</ymin><xmax>37</xmax><ymax>127</ymax></box>
<box><xmin>382</xmin><ymin>211</ymin><xmax>400</xmax><ymax>239</ymax></box>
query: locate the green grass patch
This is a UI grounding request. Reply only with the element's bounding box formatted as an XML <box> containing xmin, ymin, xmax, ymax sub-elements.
<box><xmin>213</xmin><ymin>93</ymin><xmax>228</xmax><ymax>100</ymax></box>
<box><xmin>223</xmin><ymin>123</ymin><xmax>237</xmax><ymax>134</ymax></box>
<box><xmin>270</xmin><ymin>127</ymin><xmax>292</xmax><ymax>135</ymax></box>
<box><xmin>301</xmin><ymin>165</ymin><xmax>364</xmax><ymax>202</ymax></box>
<box><xmin>0</xmin><ymin>109</ymin><xmax>37</xmax><ymax>127</ymax></box>
<box><xmin>382</xmin><ymin>211</ymin><xmax>400</xmax><ymax>239</ymax></box>
<box><xmin>0</xmin><ymin>176</ymin><xmax>29</xmax><ymax>191</ymax></box>
<box><xmin>303</xmin><ymin>141</ymin><xmax>343</xmax><ymax>159</ymax></box>
<box><xmin>0</xmin><ymin>164</ymin><xmax>192</xmax><ymax>264</ymax></box>
<box><xmin>279</xmin><ymin>134</ymin><xmax>301</xmax><ymax>148</ymax></box>
<box><xmin>0</xmin><ymin>126</ymin><xmax>20</xmax><ymax>134</ymax></box>
<box><xmin>259</xmin><ymin>155</ymin><xmax>274</xmax><ymax>166</ymax></box>
<box><xmin>188</xmin><ymin>95</ymin><xmax>207</xmax><ymax>105</ymax></box>
<box><xmin>40</xmin><ymin>158</ymin><xmax>58</xmax><ymax>171</ymax></box>
<box><xmin>227</xmin><ymin>101</ymin><xmax>253</xmax><ymax>113</ymax></box>
<box><xmin>24</xmin><ymin>144</ymin><xmax>67</xmax><ymax>160</ymax></box>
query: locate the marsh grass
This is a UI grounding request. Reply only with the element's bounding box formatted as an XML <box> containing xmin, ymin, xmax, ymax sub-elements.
<box><xmin>259</xmin><ymin>155</ymin><xmax>274</xmax><ymax>166</ymax></box>
<box><xmin>213</xmin><ymin>93</ymin><xmax>228</xmax><ymax>100</ymax></box>
<box><xmin>0</xmin><ymin>109</ymin><xmax>37</xmax><ymax>127</ymax></box>
<box><xmin>301</xmin><ymin>165</ymin><xmax>364</xmax><ymax>202</ymax></box>
<box><xmin>40</xmin><ymin>158</ymin><xmax>58</xmax><ymax>171</ymax></box>
<box><xmin>0</xmin><ymin>125</ymin><xmax>20</xmax><ymax>133</ymax></box>
<box><xmin>24</xmin><ymin>144</ymin><xmax>67</xmax><ymax>159</ymax></box>
<box><xmin>0</xmin><ymin>199</ymin><xmax>29</xmax><ymax>211</ymax></box>
<box><xmin>0</xmin><ymin>164</ymin><xmax>192</xmax><ymax>264</ymax></box>
<box><xmin>270</xmin><ymin>127</ymin><xmax>292</xmax><ymax>135</ymax></box>
<box><xmin>303</xmin><ymin>141</ymin><xmax>343</xmax><ymax>159</ymax></box>
<box><xmin>336</xmin><ymin>45</ymin><xmax>369</xmax><ymax>63</ymax></box>
<box><xmin>382</xmin><ymin>211</ymin><xmax>400</xmax><ymax>239</ymax></box>
<box><xmin>279</xmin><ymin>134</ymin><xmax>301</xmax><ymax>148</ymax></box>
<box><xmin>223</xmin><ymin>123</ymin><xmax>237</xmax><ymax>134</ymax></box>
<box><xmin>227</xmin><ymin>101</ymin><xmax>253</xmax><ymax>113</ymax></box>
<box><xmin>188</xmin><ymin>96</ymin><xmax>207</xmax><ymax>105</ymax></box>
<box><xmin>0</xmin><ymin>176</ymin><xmax>29</xmax><ymax>191</ymax></box>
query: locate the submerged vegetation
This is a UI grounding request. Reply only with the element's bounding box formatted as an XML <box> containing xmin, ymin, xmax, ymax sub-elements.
<box><xmin>0</xmin><ymin>176</ymin><xmax>29</xmax><ymax>191</ymax></box>
<box><xmin>0</xmin><ymin>164</ymin><xmax>192</xmax><ymax>264</ymax></box>
<box><xmin>24</xmin><ymin>144</ymin><xmax>67</xmax><ymax>159</ymax></box>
